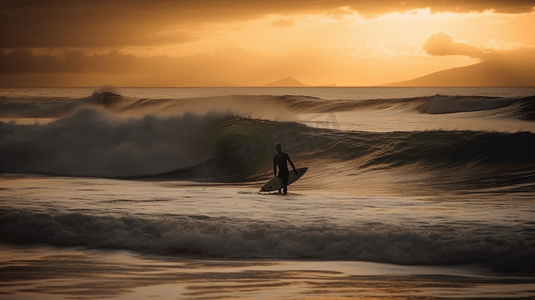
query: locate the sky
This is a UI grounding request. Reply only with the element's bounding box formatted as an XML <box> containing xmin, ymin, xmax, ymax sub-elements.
<box><xmin>1</xmin><ymin>0</ymin><xmax>535</xmax><ymax>87</ymax></box>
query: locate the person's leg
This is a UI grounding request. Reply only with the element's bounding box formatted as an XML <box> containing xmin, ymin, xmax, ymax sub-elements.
<box><xmin>277</xmin><ymin>173</ymin><xmax>282</xmax><ymax>194</ymax></box>
<box><xmin>282</xmin><ymin>173</ymin><xmax>289</xmax><ymax>195</ymax></box>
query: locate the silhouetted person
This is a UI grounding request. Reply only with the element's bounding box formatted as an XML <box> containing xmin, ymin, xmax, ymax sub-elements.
<box><xmin>273</xmin><ymin>144</ymin><xmax>297</xmax><ymax>195</ymax></box>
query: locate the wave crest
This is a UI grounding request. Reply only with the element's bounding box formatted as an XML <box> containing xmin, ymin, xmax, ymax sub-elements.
<box><xmin>1</xmin><ymin>209</ymin><xmax>533</xmax><ymax>272</ymax></box>
<box><xmin>2</xmin><ymin>87</ymin><xmax>534</xmax><ymax>120</ymax></box>
<box><xmin>2</xmin><ymin>109</ymin><xmax>535</xmax><ymax>184</ymax></box>
<box><xmin>0</xmin><ymin>108</ymin><xmax>228</xmax><ymax>177</ymax></box>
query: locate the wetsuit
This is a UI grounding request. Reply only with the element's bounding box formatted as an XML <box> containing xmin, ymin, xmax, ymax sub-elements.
<box><xmin>273</xmin><ymin>151</ymin><xmax>296</xmax><ymax>195</ymax></box>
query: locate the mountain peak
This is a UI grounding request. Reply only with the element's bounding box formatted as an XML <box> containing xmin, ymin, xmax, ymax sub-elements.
<box><xmin>384</xmin><ymin>54</ymin><xmax>535</xmax><ymax>87</ymax></box>
<box><xmin>265</xmin><ymin>77</ymin><xmax>308</xmax><ymax>87</ymax></box>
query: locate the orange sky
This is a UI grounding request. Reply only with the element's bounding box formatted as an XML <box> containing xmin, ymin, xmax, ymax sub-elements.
<box><xmin>1</xmin><ymin>1</ymin><xmax>535</xmax><ymax>86</ymax></box>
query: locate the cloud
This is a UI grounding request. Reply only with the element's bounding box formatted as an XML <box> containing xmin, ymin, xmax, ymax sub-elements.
<box><xmin>0</xmin><ymin>46</ymin><xmax>367</xmax><ymax>86</ymax></box>
<box><xmin>420</xmin><ymin>31</ymin><xmax>492</xmax><ymax>58</ymax></box>
<box><xmin>1</xmin><ymin>1</ymin><xmax>534</xmax><ymax>48</ymax></box>
<box><xmin>0</xmin><ymin>47</ymin><xmax>279</xmax><ymax>85</ymax></box>
<box><xmin>420</xmin><ymin>31</ymin><xmax>535</xmax><ymax>63</ymax></box>
<box><xmin>0</xmin><ymin>49</ymin><xmax>152</xmax><ymax>74</ymax></box>
<box><xmin>2</xmin><ymin>43</ymin><xmax>534</xmax><ymax>87</ymax></box>
<box><xmin>272</xmin><ymin>18</ymin><xmax>296</xmax><ymax>27</ymax></box>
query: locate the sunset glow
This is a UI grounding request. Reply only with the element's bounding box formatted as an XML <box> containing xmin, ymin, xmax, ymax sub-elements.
<box><xmin>2</xmin><ymin>2</ymin><xmax>535</xmax><ymax>299</ymax></box>
<box><xmin>1</xmin><ymin>1</ymin><xmax>535</xmax><ymax>86</ymax></box>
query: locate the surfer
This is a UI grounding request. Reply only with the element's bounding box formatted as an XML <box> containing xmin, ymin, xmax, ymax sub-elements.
<box><xmin>273</xmin><ymin>144</ymin><xmax>298</xmax><ymax>195</ymax></box>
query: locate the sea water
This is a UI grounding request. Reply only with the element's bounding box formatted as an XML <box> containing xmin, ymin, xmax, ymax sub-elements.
<box><xmin>1</xmin><ymin>87</ymin><xmax>535</xmax><ymax>299</ymax></box>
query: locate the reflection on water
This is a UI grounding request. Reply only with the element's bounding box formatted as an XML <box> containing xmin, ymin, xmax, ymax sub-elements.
<box><xmin>1</xmin><ymin>245</ymin><xmax>534</xmax><ymax>299</ymax></box>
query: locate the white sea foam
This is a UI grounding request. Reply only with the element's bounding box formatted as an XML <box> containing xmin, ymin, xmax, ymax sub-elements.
<box><xmin>0</xmin><ymin>206</ymin><xmax>533</xmax><ymax>272</ymax></box>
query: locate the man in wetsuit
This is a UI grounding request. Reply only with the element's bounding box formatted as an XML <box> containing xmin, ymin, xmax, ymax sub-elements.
<box><xmin>273</xmin><ymin>144</ymin><xmax>298</xmax><ymax>195</ymax></box>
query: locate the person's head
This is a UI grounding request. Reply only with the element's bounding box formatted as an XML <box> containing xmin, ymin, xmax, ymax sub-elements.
<box><xmin>275</xmin><ymin>143</ymin><xmax>282</xmax><ymax>153</ymax></box>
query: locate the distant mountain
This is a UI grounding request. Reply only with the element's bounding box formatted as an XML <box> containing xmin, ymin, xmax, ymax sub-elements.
<box><xmin>265</xmin><ymin>77</ymin><xmax>309</xmax><ymax>87</ymax></box>
<box><xmin>385</xmin><ymin>54</ymin><xmax>535</xmax><ymax>87</ymax></box>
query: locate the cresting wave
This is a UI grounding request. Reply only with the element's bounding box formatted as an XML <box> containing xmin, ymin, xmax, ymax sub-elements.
<box><xmin>1</xmin><ymin>108</ymin><xmax>535</xmax><ymax>187</ymax></box>
<box><xmin>0</xmin><ymin>208</ymin><xmax>533</xmax><ymax>273</ymax></box>
<box><xmin>0</xmin><ymin>108</ymin><xmax>227</xmax><ymax>177</ymax></box>
<box><xmin>0</xmin><ymin>88</ymin><xmax>122</xmax><ymax>118</ymax></box>
<box><xmin>2</xmin><ymin>88</ymin><xmax>535</xmax><ymax>186</ymax></box>
<box><xmin>1</xmin><ymin>87</ymin><xmax>535</xmax><ymax>119</ymax></box>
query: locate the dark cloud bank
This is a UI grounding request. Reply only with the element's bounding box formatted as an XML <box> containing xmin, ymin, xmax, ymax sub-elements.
<box><xmin>1</xmin><ymin>0</ymin><xmax>535</xmax><ymax>48</ymax></box>
<box><xmin>0</xmin><ymin>47</ymin><xmax>268</xmax><ymax>86</ymax></box>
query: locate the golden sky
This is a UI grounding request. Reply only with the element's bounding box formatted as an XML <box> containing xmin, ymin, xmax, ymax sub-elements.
<box><xmin>1</xmin><ymin>0</ymin><xmax>535</xmax><ymax>86</ymax></box>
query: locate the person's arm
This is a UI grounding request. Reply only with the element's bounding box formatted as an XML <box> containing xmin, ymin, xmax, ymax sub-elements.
<box><xmin>288</xmin><ymin>156</ymin><xmax>297</xmax><ymax>175</ymax></box>
<box><xmin>273</xmin><ymin>160</ymin><xmax>277</xmax><ymax>176</ymax></box>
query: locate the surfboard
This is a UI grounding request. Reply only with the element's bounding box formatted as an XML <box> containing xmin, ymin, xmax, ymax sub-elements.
<box><xmin>259</xmin><ymin>167</ymin><xmax>308</xmax><ymax>192</ymax></box>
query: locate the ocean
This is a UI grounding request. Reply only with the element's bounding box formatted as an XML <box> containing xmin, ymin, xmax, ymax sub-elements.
<box><xmin>1</xmin><ymin>86</ymin><xmax>535</xmax><ymax>299</ymax></box>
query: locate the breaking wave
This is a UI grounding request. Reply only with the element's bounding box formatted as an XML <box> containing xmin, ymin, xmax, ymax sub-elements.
<box><xmin>0</xmin><ymin>108</ymin><xmax>229</xmax><ymax>177</ymax></box>
<box><xmin>1</xmin><ymin>107</ymin><xmax>535</xmax><ymax>192</ymax></box>
<box><xmin>0</xmin><ymin>87</ymin><xmax>123</xmax><ymax>118</ymax></box>
<box><xmin>1</xmin><ymin>87</ymin><xmax>535</xmax><ymax>120</ymax></box>
<box><xmin>1</xmin><ymin>88</ymin><xmax>535</xmax><ymax>188</ymax></box>
<box><xmin>0</xmin><ymin>208</ymin><xmax>533</xmax><ymax>273</ymax></box>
